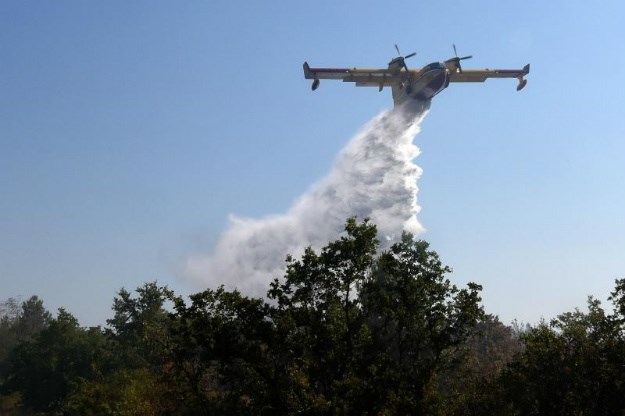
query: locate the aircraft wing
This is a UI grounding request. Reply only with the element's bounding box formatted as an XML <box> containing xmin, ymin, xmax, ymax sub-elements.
<box><xmin>449</xmin><ymin>64</ymin><xmax>530</xmax><ymax>90</ymax></box>
<box><xmin>303</xmin><ymin>62</ymin><xmax>405</xmax><ymax>88</ymax></box>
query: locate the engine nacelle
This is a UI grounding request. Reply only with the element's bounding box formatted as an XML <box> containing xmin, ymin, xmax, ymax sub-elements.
<box><xmin>312</xmin><ymin>78</ymin><xmax>320</xmax><ymax>91</ymax></box>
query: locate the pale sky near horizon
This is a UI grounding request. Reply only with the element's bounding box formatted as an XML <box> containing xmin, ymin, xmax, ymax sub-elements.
<box><xmin>2</xmin><ymin>1</ymin><xmax>625</xmax><ymax>326</ymax></box>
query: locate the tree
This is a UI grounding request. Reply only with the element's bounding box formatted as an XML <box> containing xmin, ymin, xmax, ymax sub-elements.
<box><xmin>64</xmin><ymin>368</ymin><xmax>173</xmax><ymax>416</ymax></box>
<box><xmin>0</xmin><ymin>298</ymin><xmax>21</xmax><ymax>322</ymax></box>
<box><xmin>14</xmin><ymin>296</ymin><xmax>52</xmax><ymax>341</ymax></box>
<box><xmin>0</xmin><ymin>296</ymin><xmax>51</xmax><ymax>367</ymax></box>
<box><xmin>267</xmin><ymin>218</ymin><xmax>485</xmax><ymax>415</ymax></box>
<box><xmin>358</xmin><ymin>234</ymin><xmax>484</xmax><ymax>415</ymax></box>
<box><xmin>2</xmin><ymin>219</ymin><xmax>491</xmax><ymax>415</ymax></box>
<box><xmin>496</xmin><ymin>288</ymin><xmax>625</xmax><ymax>416</ymax></box>
<box><xmin>106</xmin><ymin>282</ymin><xmax>174</xmax><ymax>371</ymax></box>
<box><xmin>0</xmin><ymin>298</ymin><xmax>22</xmax><ymax>370</ymax></box>
<box><xmin>0</xmin><ymin>296</ymin><xmax>53</xmax><ymax>414</ymax></box>
<box><xmin>268</xmin><ymin>217</ymin><xmax>378</xmax><ymax>415</ymax></box>
<box><xmin>168</xmin><ymin>287</ymin><xmax>274</xmax><ymax>415</ymax></box>
<box><xmin>3</xmin><ymin>308</ymin><xmax>108</xmax><ymax>414</ymax></box>
<box><xmin>442</xmin><ymin>315</ymin><xmax>523</xmax><ymax>416</ymax></box>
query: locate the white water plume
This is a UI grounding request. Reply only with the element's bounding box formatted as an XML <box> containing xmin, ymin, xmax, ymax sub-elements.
<box><xmin>184</xmin><ymin>101</ymin><xmax>430</xmax><ymax>296</ymax></box>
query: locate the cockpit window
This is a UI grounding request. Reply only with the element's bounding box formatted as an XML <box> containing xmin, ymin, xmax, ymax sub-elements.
<box><xmin>423</xmin><ymin>62</ymin><xmax>445</xmax><ymax>71</ymax></box>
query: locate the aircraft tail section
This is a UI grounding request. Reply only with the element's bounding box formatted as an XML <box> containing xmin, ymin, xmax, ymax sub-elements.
<box><xmin>303</xmin><ymin>62</ymin><xmax>312</xmax><ymax>79</ymax></box>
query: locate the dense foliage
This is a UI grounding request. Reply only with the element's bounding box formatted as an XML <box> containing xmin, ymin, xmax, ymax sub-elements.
<box><xmin>1</xmin><ymin>218</ymin><xmax>624</xmax><ymax>415</ymax></box>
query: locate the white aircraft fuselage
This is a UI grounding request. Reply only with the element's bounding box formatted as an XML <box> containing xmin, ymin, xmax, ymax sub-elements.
<box><xmin>389</xmin><ymin>60</ymin><xmax>450</xmax><ymax>105</ymax></box>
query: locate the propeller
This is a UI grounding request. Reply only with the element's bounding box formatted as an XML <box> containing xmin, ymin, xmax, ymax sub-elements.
<box><xmin>394</xmin><ymin>44</ymin><xmax>416</xmax><ymax>71</ymax></box>
<box><xmin>450</xmin><ymin>44</ymin><xmax>472</xmax><ymax>73</ymax></box>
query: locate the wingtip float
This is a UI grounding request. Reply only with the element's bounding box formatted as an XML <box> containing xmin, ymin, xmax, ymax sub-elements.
<box><xmin>303</xmin><ymin>45</ymin><xmax>530</xmax><ymax>107</ymax></box>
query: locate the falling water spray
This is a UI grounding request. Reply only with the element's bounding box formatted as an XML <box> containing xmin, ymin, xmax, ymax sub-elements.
<box><xmin>184</xmin><ymin>100</ymin><xmax>431</xmax><ymax>295</ymax></box>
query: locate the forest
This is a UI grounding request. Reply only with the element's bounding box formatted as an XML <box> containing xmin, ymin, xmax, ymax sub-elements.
<box><xmin>1</xmin><ymin>218</ymin><xmax>625</xmax><ymax>415</ymax></box>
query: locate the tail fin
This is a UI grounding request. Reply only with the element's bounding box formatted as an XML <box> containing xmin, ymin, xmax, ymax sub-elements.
<box><xmin>303</xmin><ymin>62</ymin><xmax>312</xmax><ymax>79</ymax></box>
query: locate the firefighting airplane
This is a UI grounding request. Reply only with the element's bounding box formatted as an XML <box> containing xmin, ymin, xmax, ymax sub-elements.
<box><xmin>303</xmin><ymin>45</ymin><xmax>530</xmax><ymax>106</ymax></box>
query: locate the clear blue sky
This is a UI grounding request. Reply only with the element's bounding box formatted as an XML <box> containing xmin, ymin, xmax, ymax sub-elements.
<box><xmin>2</xmin><ymin>1</ymin><xmax>624</xmax><ymax>326</ymax></box>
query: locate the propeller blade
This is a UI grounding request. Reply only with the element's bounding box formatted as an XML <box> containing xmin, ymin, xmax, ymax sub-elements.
<box><xmin>451</xmin><ymin>44</ymin><xmax>471</xmax><ymax>73</ymax></box>
<box><xmin>394</xmin><ymin>44</ymin><xmax>401</xmax><ymax>56</ymax></box>
<box><xmin>404</xmin><ymin>52</ymin><xmax>417</xmax><ymax>59</ymax></box>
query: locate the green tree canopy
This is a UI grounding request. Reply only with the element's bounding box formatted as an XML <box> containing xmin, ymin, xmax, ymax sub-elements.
<box><xmin>3</xmin><ymin>309</ymin><xmax>107</xmax><ymax>414</ymax></box>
